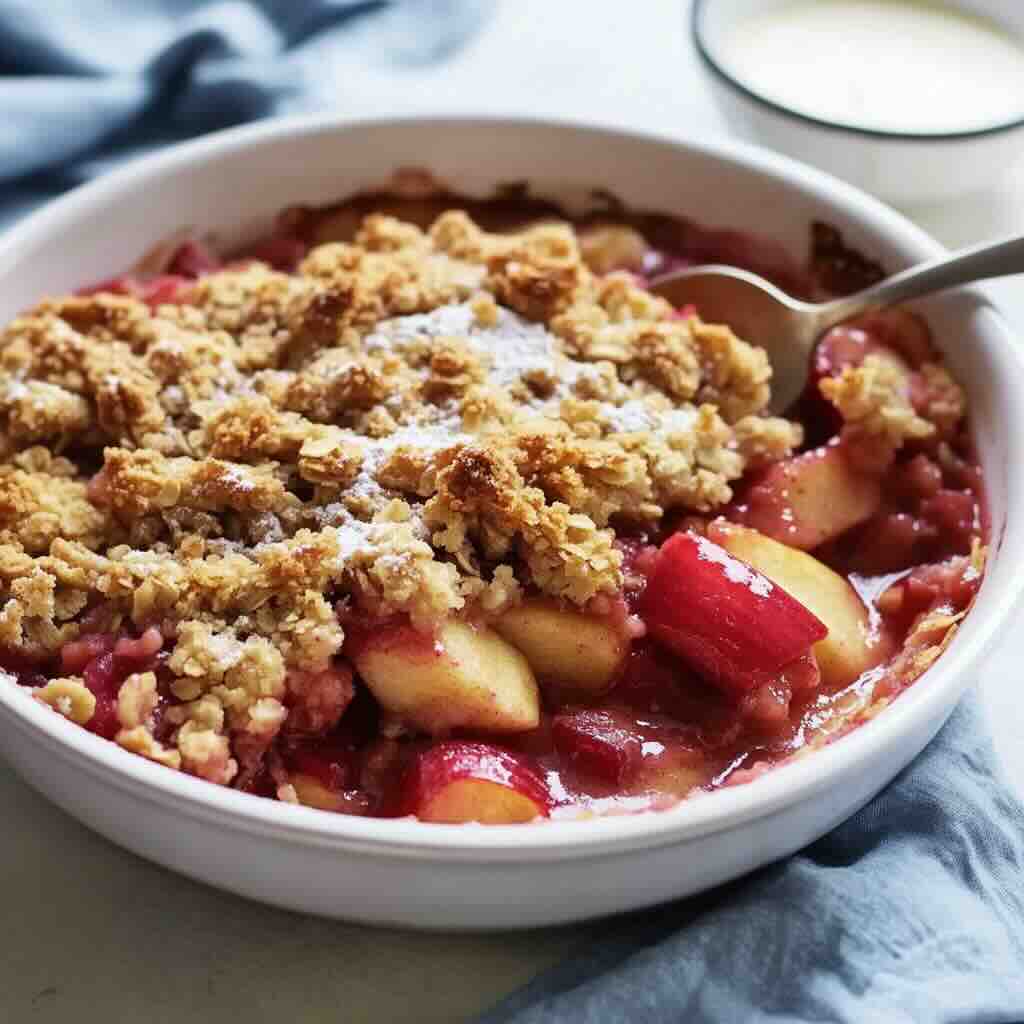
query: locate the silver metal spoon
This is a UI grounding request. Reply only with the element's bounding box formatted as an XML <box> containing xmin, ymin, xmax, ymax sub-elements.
<box><xmin>649</xmin><ymin>235</ymin><xmax>1024</xmax><ymax>413</ymax></box>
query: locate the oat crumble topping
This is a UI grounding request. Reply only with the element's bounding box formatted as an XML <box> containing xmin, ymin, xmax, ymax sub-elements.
<box><xmin>0</xmin><ymin>204</ymin><xmax>974</xmax><ymax>806</ymax></box>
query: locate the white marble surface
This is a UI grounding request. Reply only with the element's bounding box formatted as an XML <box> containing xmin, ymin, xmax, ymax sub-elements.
<box><xmin>3</xmin><ymin>2</ymin><xmax>1023</xmax><ymax>1021</ymax></box>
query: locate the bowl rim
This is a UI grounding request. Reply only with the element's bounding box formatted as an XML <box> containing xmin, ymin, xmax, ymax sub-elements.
<box><xmin>690</xmin><ymin>0</ymin><xmax>1024</xmax><ymax>143</ymax></box>
<box><xmin>1</xmin><ymin>112</ymin><xmax>1021</xmax><ymax>860</ymax></box>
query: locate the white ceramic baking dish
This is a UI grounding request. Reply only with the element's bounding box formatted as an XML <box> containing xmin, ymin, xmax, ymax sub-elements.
<box><xmin>0</xmin><ymin>116</ymin><xmax>1019</xmax><ymax>930</ymax></box>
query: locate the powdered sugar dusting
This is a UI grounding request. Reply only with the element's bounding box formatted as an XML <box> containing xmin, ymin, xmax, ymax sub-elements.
<box><xmin>366</xmin><ymin>302</ymin><xmax>578</xmax><ymax>397</ymax></box>
<box><xmin>206</xmin><ymin>632</ymin><xmax>244</xmax><ymax>669</ymax></box>
<box><xmin>661</xmin><ymin>408</ymin><xmax>699</xmax><ymax>435</ymax></box>
<box><xmin>365</xmin><ymin>302</ymin><xmax>476</xmax><ymax>347</ymax></box>
<box><xmin>348</xmin><ymin>417</ymin><xmax>469</xmax><ymax>504</ymax></box>
<box><xmin>333</xmin><ymin>518</ymin><xmax>375</xmax><ymax>561</ymax></box>
<box><xmin>601</xmin><ymin>400</ymin><xmax>699</xmax><ymax>438</ymax></box>
<box><xmin>602</xmin><ymin>399</ymin><xmax>655</xmax><ymax>433</ymax></box>
<box><xmin>695</xmin><ymin>534</ymin><xmax>774</xmax><ymax>597</ymax></box>
<box><xmin>356</xmin><ymin>304</ymin><xmax>715</xmax><ymax>522</ymax></box>
<box><xmin>219</xmin><ymin>463</ymin><xmax>255</xmax><ymax>493</ymax></box>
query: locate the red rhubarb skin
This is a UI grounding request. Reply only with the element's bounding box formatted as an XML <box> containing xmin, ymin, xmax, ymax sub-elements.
<box><xmin>400</xmin><ymin>742</ymin><xmax>552</xmax><ymax>819</ymax></box>
<box><xmin>639</xmin><ymin>532</ymin><xmax>827</xmax><ymax>697</ymax></box>
<box><xmin>552</xmin><ymin>709</ymin><xmax>644</xmax><ymax>786</ymax></box>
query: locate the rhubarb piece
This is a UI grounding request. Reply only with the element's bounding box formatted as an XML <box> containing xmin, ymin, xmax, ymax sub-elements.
<box><xmin>139</xmin><ymin>274</ymin><xmax>191</xmax><ymax>308</ymax></box>
<box><xmin>553</xmin><ymin>706</ymin><xmax>707</xmax><ymax>796</ymax></box>
<box><xmin>552</xmin><ymin>709</ymin><xmax>643</xmax><ymax>785</ymax></box>
<box><xmin>76</xmin><ymin>272</ymin><xmax>191</xmax><ymax>308</ymax></box>
<box><xmin>287</xmin><ymin>737</ymin><xmax>358</xmax><ymax>791</ymax></box>
<box><xmin>740</xmin><ymin>651</ymin><xmax>820</xmax><ymax>734</ymax></box>
<box><xmin>62</xmin><ymin>628</ymin><xmax>164</xmax><ymax>739</ymax></box>
<box><xmin>81</xmin><ymin>652</ymin><xmax>123</xmax><ymax>739</ymax></box>
<box><xmin>800</xmin><ymin>323</ymin><xmax>917</xmax><ymax>445</ymax></box>
<box><xmin>61</xmin><ymin>633</ymin><xmax>117</xmax><ymax>675</ymax></box>
<box><xmin>402</xmin><ymin>742</ymin><xmax>551</xmax><ymax>824</ymax></box>
<box><xmin>166</xmin><ymin>239</ymin><xmax>221</xmax><ymax>278</ymax></box>
<box><xmin>614</xmin><ymin>641</ymin><xmax>692</xmax><ymax>715</ymax></box>
<box><xmin>494</xmin><ymin>599</ymin><xmax>628</xmax><ymax>696</ymax></box>
<box><xmin>638</xmin><ymin>531</ymin><xmax>827</xmax><ymax>696</ymax></box>
<box><xmin>284</xmin><ymin>662</ymin><xmax>355</xmax><ymax>736</ymax></box>
<box><xmin>237</xmin><ymin>235</ymin><xmax>307</xmax><ymax>272</ymax></box>
<box><xmin>778</xmin><ymin>649</ymin><xmax>822</xmax><ymax>694</ymax></box>
<box><xmin>76</xmin><ymin>275</ymin><xmax>137</xmax><ymax>298</ymax></box>
<box><xmin>814</xmin><ymin>324</ymin><xmax>914</xmax><ymax>383</ymax></box>
<box><xmin>0</xmin><ymin>647</ymin><xmax>49</xmax><ymax>689</ymax></box>
<box><xmin>898</xmin><ymin>454</ymin><xmax>944</xmax><ymax>501</ymax></box>
<box><xmin>877</xmin><ymin>557</ymin><xmax>982</xmax><ymax>634</ymax></box>
<box><xmin>814</xmin><ymin>324</ymin><xmax>875</xmax><ymax>381</ymax></box>
<box><xmin>845</xmin><ymin>512</ymin><xmax>938</xmax><ymax>575</ymax></box>
<box><xmin>708</xmin><ymin>521</ymin><xmax>887</xmax><ymax>687</ymax></box>
<box><xmin>920</xmin><ymin>489</ymin><xmax>978</xmax><ymax>555</ymax></box>
<box><xmin>351</xmin><ymin>620</ymin><xmax>539</xmax><ymax>735</ymax></box>
<box><xmin>112</xmin><ymin>626</ymin><xmax>163</xmax><ymax>672</ymax></box>
<box><xmin>734</xmin><ymin>443</ymin><xmax>882</xmax><ymax>550</ymax></box>
<box><xmin>851</xmin><ymin>309</ymin><xmax>935</xmax><ymax>367</ymax></box>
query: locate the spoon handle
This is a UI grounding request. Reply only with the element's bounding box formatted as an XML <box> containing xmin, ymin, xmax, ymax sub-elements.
<box><xmin>817</xmin><ymin>235</ymin><xmax>1024</xmax><ymax>328</ymax></box>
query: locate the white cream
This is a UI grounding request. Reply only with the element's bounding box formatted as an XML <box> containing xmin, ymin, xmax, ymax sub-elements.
<box><xmin>718</xmin><ymin>0</ymin><xmax>1024</xmax><ymax>134</ymax></box>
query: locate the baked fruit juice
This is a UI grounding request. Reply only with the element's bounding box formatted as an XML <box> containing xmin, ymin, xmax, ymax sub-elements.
<box><xmin>0</xmin><ymin>179</ymin><xmax>983</xmax><ymax>822</ymax></box>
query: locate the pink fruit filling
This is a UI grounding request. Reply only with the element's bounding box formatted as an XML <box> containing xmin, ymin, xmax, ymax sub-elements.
<box><xmin>2</xmin><ymin>186</ymin><xmax>985</xmax><ymax>824</ymax></box>
<box><xmin>60</xmin><ymin>626</ymin><xmax>165</xmax><ymax>740</ymax></box>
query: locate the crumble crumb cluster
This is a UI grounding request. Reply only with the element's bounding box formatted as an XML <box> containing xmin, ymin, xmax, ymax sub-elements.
<box><xmin>0</xmin><ymin>209</ymin><xmax>966</xmax><ymax>788</ymax></box>
<box><xmin>821</xmin><ymin>353</ymin><xmax>963</xmax><ymax>472</ymax></box>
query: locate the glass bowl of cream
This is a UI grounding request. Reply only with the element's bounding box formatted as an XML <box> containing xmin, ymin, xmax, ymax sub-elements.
<box><xmin>692</xmin><ymin>0</ymin><xmax>1024</xmax><ymax>202</ymax></box>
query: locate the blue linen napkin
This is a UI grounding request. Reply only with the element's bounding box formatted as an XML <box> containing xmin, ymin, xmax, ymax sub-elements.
<box><xmin>0</xmin><ymin>0</ymin><xmax>488</xmax><ymax>226</ymax></box>
<box><xmin>2</xmin><ymin>5</ymin><xmax>1022</xmax><ymax>1021</ymax></box>
<box><xmin>479</xmin><ymin>699</ymin><xmax>1024</xmax><ymax>1024</ymax></box>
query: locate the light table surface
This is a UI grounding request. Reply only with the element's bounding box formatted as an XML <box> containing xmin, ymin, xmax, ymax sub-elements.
<box><xmin>3</xmin><ymin>3</ymin><xmax>1022</xmax><ymax>1021</ymax></box>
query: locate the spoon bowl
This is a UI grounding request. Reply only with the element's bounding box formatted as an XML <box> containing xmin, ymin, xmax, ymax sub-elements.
<box><xmin>650</xmin><ymin>235</ymin><xmax>1024</xmax><ymax>413</ymax></box>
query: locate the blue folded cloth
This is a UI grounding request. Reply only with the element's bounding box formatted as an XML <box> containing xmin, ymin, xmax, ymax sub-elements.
<box><xmin>2</xmin><ymin>6</ymin><xmax>1022</xmax><ymax>1021</ymax></box>
<box><xmin>0</xmin><ymin>0</ymin><xmax>488</xmax><ymax>225</ymax></box>
<box><xmin>479</xmin><ymin>699</ymin><xmax>1024</xmax><ymax>1024</ymax></box>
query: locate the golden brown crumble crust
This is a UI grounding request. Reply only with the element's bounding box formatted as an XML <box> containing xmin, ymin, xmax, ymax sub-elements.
<box><xmin>0</xmin><ymin>210</ymin><xmax>964</xmax><ymax>782</ymax></box>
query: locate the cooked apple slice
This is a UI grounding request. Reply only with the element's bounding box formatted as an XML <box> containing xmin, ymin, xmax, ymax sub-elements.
<box><xmin>708</xmin><ymin>520</ymin><xmax>886</xmax><ymax>687</ymax></box>
<box><xmin>639</xmin><ymin>531</ymin><xmax>827</xmax><ymax>697</ymax></box>
<box><xmin>735</xmin><ymin>442</ymin><xmax>881</xmax><ymax>550</ymax></box>
<box><xmin>351</xmin><ymin>620</ymin><xmax>539</xmax><ymax>735</ymax></box>
<box><xmin>290</xmin><ymin>773</ymin><xmax>343</xmax><ymax>810</ymax></box>
<box><xmin>631</xmin><ymin>744</ymin><xmax>707</xmax><ymax>799</ymax></box>
<box><xmin>288</xmin><ymin>774</ymin><xmax>370</xmax><ymax>815</ymax></box>
<box><xmin>494</xmin><ymin>599</ymin><xmax>628</xmax><ymax>696</ymax></box>
<box><xmin>403</xmin><ymin>742</ymin><xmax>551</xmax><ymax>823</ymax></box>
